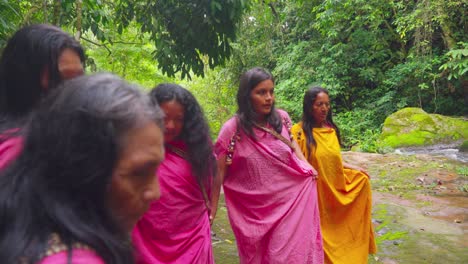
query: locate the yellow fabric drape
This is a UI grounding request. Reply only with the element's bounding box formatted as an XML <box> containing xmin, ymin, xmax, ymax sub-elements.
<box><xmin>291</xmin><ymin>123</ymin><xmax>377</xmax><ymax>264</ymax></box>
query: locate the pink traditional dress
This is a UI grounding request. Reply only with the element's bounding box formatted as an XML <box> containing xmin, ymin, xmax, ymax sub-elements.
<box><xmin>0</xmin><ymin>130</ymin><xmax>23</xmax><ymax>170</ymax></box>
<box><xmin>38</xmin><ymin>249</ymin><xmax>105</xmax><ymax>264</ymax></box>
<box><xmin>132</xmin><ymin>141</ymin><xmax>214</xmax><ymax>264</ymax></box>
<box><xmin>215</xmin><ymin>110</ymin><xmax>324</xmax><ymax>264</ymax></box>
<box><xmin>38</xmin><ymin>234</ymin><xmax>105</xmax><ymax>264</ymax></box>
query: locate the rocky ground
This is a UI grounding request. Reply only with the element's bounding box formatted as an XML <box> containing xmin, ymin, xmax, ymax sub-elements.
<box><xmin>211</xmin><ymin>151</ymin><xmax>468</xmax><ymax>263</ymax></box>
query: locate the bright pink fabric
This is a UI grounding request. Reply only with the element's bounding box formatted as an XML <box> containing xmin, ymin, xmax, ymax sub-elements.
<box><xmin>215</xmin><ymin>110</ymin><xmax>324</xmax><ymax>264</ymax></box>
<box><xmin>132</xmin><ymin>141</ymin><xmax>214</xmax><ymax>264</ymax></box>
<box><xmin>38</xmin><ymin>249</ymin><xmax>105</xmax><ymax>264</ymax></box>
<box><xmin>0</xmin><ymin>132</ymin><xmax>22</xmax><ymax>170</ymax></box>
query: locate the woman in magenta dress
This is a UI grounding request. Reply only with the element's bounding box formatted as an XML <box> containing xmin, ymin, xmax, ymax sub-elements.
<box><xmin>0</xmin><ymin>73</ymin><xmax>165</xmax><ymax>263</ymax></box>
<box><xmin>211</xmin><ymin>67</ymin><xmax>324</xmax><ymax>263</ymax></box>
<box><xmin>0</xmin><ymin>24</ymin><xmax>85</xmax><ymax>169</ymax></box>
<box><xmin>133</xmin><ymin>83</ymin><xmax>216</xmax><ymax>263</ymax></box>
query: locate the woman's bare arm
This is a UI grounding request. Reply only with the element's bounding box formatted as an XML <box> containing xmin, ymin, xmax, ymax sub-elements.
<box><xmin>210</xmin><ymin>155</ymin><xmax>227</xmax><ymax>225</ymax></box>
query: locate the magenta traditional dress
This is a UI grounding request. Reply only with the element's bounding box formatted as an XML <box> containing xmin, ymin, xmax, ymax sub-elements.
<box><xmin>132</xmin><ymin>141</ymin><xmax>214</xmax><ymax>264</ymax></box>
<box><xmin>38</xmin><ymin>249</ymin><xmax>105</xmax><ymax>264</ymax></box>
<box><xmin>215</xmin><ymin>110</ymin><xmax>324</xmax><ymax>264</ymax></box>
<box><xmin>0</xmin><ymin>131</ymin><xmax>23</xmax><ymax>170</ymax></box>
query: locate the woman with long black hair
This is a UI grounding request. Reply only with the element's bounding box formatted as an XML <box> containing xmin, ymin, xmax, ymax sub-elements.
<box><xmin>211</xmin><ymin>67</ymin><xmax>323</xmax><ymax>263</ymax></box>
<box><xmin>0</xmin><ymin>24</ymin><xmax>85</xmax><ymax>169</ymax></box>
<box><xmin>291</xmin><ymin>86</ymin><xmax>376</xmax><ymax>264</ymax></box>
<box><xmin>133</xmin><ymin>83</ymin><xmax>216</xmax><ymax>263</ymax></box>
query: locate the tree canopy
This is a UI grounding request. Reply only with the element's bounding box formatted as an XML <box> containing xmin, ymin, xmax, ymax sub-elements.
<box><xmin>0</xmin><ymin>0</ymin><xmax>247</xmax><ymax>79</ymax></box>
<box><xmin>1</xmin><ymin>0</ymin><xmax>466</xmax><ymax>151</ymax></box>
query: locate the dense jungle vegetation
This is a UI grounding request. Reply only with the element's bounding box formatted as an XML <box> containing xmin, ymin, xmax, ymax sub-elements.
<box><xmin>1</xmin><ymin>0</ymin><xmax>467</xmax><ymax>151</ymax></box>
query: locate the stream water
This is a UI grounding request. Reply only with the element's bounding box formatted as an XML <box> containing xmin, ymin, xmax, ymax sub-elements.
<box><xmin>394</xmin><ymin>143</ymin><xmax>468</xmax><ymax>163</ymax></box>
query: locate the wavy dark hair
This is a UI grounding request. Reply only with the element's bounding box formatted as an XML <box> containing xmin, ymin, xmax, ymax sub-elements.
<box><xmin>302</xmin><ymin>86</ymin><xmax>341</xmax><ymax>154</ymax></box>
<box><xmin>0</xmin><ymin>24</ymin><xmax>85</xmax><ymax>131</ymax></box>
<box><xmin>149</xmin><ymin>83</ymin><xmax>216</xmax><ymax>188</ymax></box>
<box><xmin>0</xmin><ymin>73</ymin><xmax>164</xmax><ymax>264</ymax></box>
<box><xmin>236</xmin><ymin>67</ymin><xmax>281</xmax><ymax>138</ymax></box>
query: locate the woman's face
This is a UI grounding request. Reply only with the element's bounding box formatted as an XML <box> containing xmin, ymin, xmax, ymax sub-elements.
<box><xmin>250</xmin><ymin>79</ymin><xmax>275</xmax><ymax>118</ymax></box>
<box><xmin>58</xmin><ymin>48</ymin><xmax>84</xmax><ymax>80</ymax></box>
<box><xmin>160</xmin><ymin>100</ymin><xmax>184</xmax><ymax>143</ymax></box>
<box><xmin>108</xmin><ymin>122</ymin><xmax>164</xmax><ymax>232</ymax></box>
<box><xmin>311</xmin><ymin>92</ymin><xmax>330</xmax><ymax>126</ymax></box>
<box><xmin>40</xmin><ymin>48</ymin><xmax>84</xmax><ymax>89</ymax></box>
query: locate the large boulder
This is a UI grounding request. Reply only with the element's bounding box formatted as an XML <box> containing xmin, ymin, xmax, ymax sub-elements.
<box><xmin>378</xmin><ymin>107</ymin><xmax>468</xmax><ymax>149</ymax></box>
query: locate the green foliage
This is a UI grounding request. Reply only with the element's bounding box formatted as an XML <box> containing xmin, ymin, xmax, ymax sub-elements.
<box><xmin>439</xmin><ymin>42</ymin><xmax>468</xmax><ymax>81</ymax></box>
<box><xmin>456</xmin><ymin>166</ymin><xmax>468</xmax><ymax>177</ymax></box>
<box><xmin>334</xmin><ymin>109</ymin><xmax>382</xmax><ymax>152</ymax></box>
<box><xmin>459</xmin><ymin>184</ymin><xmax>468</xmax><ymax>192</ymax></box>
<box><xmin>0</xmin><ymin>0</ymin><xmax>248</xmax><ymax>81</ymax></box>
<box><xmin>1</xmin><ymin>0</ymin><xmax>466</xmax><ymax>149</ymax></box>
<box><xmin>0</xmin><ymin>1</ymin><xmax>21</xmax><ymax>48</ymax></box>
<box><xmin>181</xmin><ymin>68</ymin><xmax>237</xmax><ymax>136</ymax></box>
<box><xmin>84</xmin><ymin>26</ymin><xmax>172</xmax><ymax>89</ymax></box>
<box><xmin>459</xmin><ymin>141</ymin><xmax>468</xmax><ymax>152</ymax></box>
<box><xmin>115</xmin><ymin>0</ymin><xmax>247</xmax><ymax>79</ymax></box>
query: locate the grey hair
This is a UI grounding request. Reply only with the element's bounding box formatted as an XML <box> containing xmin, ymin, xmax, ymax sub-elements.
<box><xmin>57</xmin><ymin>73</ymin><xmax>162</xmax><ymax>125</ymax></box>
<box><xmin>0</xmin><ymin>73</ymin><xmax>165</xmax><ymax>264</ymax></box>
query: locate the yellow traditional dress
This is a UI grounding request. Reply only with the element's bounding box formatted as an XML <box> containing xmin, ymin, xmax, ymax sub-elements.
<box><xmin>291</xmin><ymin>123</ymin><xmax>377</xmax><ymax>264</ymax></box>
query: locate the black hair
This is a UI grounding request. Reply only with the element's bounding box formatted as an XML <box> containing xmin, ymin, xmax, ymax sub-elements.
<box><xmin>301</xmin><ymin>86</ymin><xmax>342</xmax><ymax>154</ymax></box>
<box><xmin>236</xmin><ymin>67</ymin><xmax>281</xmax><ymax>138</ymax></box>
<box><xmin>0</xmin><ymin>24</ymin><xmax>85</xmax><ymax>130</ymax></box>
<box><xmin>149</xmin><ymin>83</ymin><xmax>216</xmax><ymax>187</ymax></box>
<box><xmin>0</xmin><ymin>73</ymin><xmax>164</xmax><ymax>264</ymax></box>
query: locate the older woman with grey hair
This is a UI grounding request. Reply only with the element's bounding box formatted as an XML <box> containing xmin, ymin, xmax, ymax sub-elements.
<box><xmin>0</xmin><ymin>73</ymin><xmax>165</xmax><ymax>264</ymax></box>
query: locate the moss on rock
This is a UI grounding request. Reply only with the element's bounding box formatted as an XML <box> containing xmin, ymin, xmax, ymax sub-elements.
<box><xmin>459</xmin><ymin>140</ymin><xmax>468</xmax><ymax>152</ymax></box>
<box><xmin>378</xmin><ymin>107</ymin><xmax>468</xmax><ymax>148</ymax></box>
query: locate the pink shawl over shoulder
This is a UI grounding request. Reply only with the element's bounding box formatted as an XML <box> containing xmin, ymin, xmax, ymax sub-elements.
<box><xmin>215</xmin><ymin>110</ymin><xmax>324</xmax><ymax>264</ymax></box>
<box><xmin>132</xmin><ymin>141</ymin><xmax>214</xmax><ymax>264</ymax></box>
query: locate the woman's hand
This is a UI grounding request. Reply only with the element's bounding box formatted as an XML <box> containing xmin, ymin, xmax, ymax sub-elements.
<box><xmin>209</xmin><ymin>210</ymin><xmax>217</xmax><ymax>225</ymax></box>
<box><xmin>344</xmin><ymin>162</ymin><xmax>370</xmax><ymax>178</ymax></box>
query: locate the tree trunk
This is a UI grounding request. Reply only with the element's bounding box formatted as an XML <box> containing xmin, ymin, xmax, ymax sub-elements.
<box><xmin>75</xmin><ymin>0</ymin><xmax>83</xmax><ymax>41</ymax></box>
<box><xmin>435</xmin><ymin>2</ymin><xmax>457</xmax><ymax>50</ymax></box>
<box><xmin>43</xmin><ymin>0</ymin><xmax>48</xmax><ymax>23</ymax></box>
<box><xmin>439</xmin><ymin>23</ymin><xmax>456</xmax><ymax>50</ymax></box>
<box><xmin>52</xmin><ymin>0</ymin><xmax>62</xmax><ymax>26</ymax></box>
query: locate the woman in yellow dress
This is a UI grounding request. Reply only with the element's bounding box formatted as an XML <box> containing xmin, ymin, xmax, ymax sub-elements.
<box><xmin>291</xmin><ymin>86</ymin><xmax>377</xmax><ymax>264</ymax></box>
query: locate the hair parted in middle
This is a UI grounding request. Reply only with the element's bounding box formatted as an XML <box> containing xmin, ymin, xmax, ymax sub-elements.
<box><xmin>236</xmin><ymin>67</ymin><xmax>282</xmax><ymax>138</ymax></box>
<box><xmin>0</xmin><ymin>73</ymin><xmax>164</xmax><ymax>264</ymax></box>
<box><xmin>301</xmin><ymin>86</ymin><xmax>341</xmax><ymax>154</ymax></box>
<box><xmin>149</xmin><ymin>83</ymin><xmax>216</xmax><ymax>187</ymax></box>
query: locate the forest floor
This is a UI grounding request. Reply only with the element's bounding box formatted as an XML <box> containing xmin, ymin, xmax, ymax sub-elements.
<box><xmin>211</xmin><ymin>151</ymin><xmax>468</xmax><ymax>264</ymax></box>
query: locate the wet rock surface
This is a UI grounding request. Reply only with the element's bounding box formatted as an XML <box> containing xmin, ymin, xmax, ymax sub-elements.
<box><xmin>212</xmin><ymin>151</ymin><xmax>468</xmax><ymax>263</ymax></box>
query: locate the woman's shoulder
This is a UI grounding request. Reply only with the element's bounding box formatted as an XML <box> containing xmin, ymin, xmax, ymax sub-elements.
<box><xmin>218</xmin><ymin>116</ymin><xmax>238</xmax><ymax>137</ymax></box>
<box><xmin>275</xmin><ymin>109</ymin><xmax>290</xmax><ymax>119</ymax></box>
<box><xmin>291</xmin><ymin>122</ymin><xmax>304</xmax><ymax>137</ymax></box>
<box><xmin>291</xmin><ymin>122</ymin><xmax>302</xmax><ymax>131</ymax></box>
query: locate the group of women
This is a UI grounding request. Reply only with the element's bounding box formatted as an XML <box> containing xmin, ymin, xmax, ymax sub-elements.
<box><xmin>0</xmin><ymin>24</ymin><xmax>376</xmax><ymax>264</ymax></box>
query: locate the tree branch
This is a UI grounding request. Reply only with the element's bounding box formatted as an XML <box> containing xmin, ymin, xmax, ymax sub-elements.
<box><xmin>80</xmin><ymin>36</ymin><xmax>112</xmax><ymax>55</ymax></box>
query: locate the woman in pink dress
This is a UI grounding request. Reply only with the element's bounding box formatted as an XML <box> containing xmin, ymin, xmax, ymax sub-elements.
<box><xmin>0</xmin><ymin>24</ymin><xmax>85</xmax><ymax>169</ymax></box>
<box><xmin>0</xmin><ymin>73</ymin><xmax>165</xmax><ymax>264</ymax></box>
<box><xmin>133</xmin><ymin>83</ymin><xmax>216</xmax><ymax>263</ymax></box>
<box><xmin>211</xmin><ymin>67</ymin><xmax>324</xmax><ymax>263</ymax></box>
